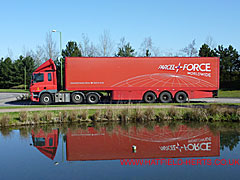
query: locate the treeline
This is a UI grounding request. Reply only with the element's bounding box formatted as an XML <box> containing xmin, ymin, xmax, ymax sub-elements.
<box><xmin>199</xmin><ymin>44</ymin><xmax>240</xmax><ymax>89</ymax></box>
<box><xmin>0</xmin><ymin>34</ymin><xmax>239</xmax><ymax>89</ymax></box>
<box><xmin>0</xmin><ymin>56</ymin><xmax>35</xmax><ymax>89</ymax></box>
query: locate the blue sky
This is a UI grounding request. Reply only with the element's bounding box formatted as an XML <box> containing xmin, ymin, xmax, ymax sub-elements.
<box><xmin>0</xmin><ymin>0</ymin><xmax>239</xmax><ymax>58</ymax></box>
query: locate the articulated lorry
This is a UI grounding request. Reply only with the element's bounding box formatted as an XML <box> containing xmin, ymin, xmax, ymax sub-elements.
<box><xmin>30</xmin><ymin>57</ymin><xmax>219</xmax><ymax>105</ymax></box>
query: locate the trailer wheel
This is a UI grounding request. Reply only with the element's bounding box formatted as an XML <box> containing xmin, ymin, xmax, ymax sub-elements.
<box><xmin>175</xmin><ymin>91</ymin><xmax>188</xmax><ymax>103</ymax></box>
<box><xmin>40</xmin><ymin>93</ymin><xmax>52</xmax><ymax>105</ymax></box>
<box><xmin>159</xmin><ymin>91</ymin><xmax>172</xmax><ymax>103</ymax></box>
<box><xmin>143</xmin><ymin>92</ymin><xmax>157</xmax><ymax>103</ymax></box>
<box><xmin>86</xmin><ymin>93</ymin><xmax>100</xmax><ymax>104</ymax></box>
<box><xmin>71</xmin><ymin>93</ymin><xmax>84</xmax><ymax>104</ymax></box>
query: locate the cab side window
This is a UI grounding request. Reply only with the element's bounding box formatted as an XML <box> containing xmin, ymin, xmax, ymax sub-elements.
<box><xmin>48</xmin><ymin>73</ymin><xmax>52</xmax><ymax>81</ymax></box>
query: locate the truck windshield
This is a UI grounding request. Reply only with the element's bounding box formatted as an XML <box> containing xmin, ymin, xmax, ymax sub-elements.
<box><xmin>34</xmin><ymin>137</ymin><xmax>45</xmax><ymax>146</ymax></box>
<box><xmin>33</xmin><ymin>73</ymin><xmax>44</xmax><ymax>83</ymax></box>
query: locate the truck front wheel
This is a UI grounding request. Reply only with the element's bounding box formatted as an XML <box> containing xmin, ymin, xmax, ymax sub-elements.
<box><xmin>86</xmin><ymin>93</ymin><xmax>100</xmax><ymax>104</ymax></box>
<box><xmin>71</xmin><ymin>93</ymin><xmax>84</xmax><ymax>104</ymax></box>
<box><xmin>40</xmin><ymin>93</ymin><xmax>52</xmax><ymax>105</ymax></box>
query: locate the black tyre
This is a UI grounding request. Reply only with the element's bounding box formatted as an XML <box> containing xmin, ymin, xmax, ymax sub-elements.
<box><xmin>159</xmin><ymin>91</ymin><xmax>172</xmax><ymax>103</ymax></box>
<box><xmin>86</xmin><ymin>93</ymin><xmax>100</xmax><ymax>104</ymax></box>
<box><xmin>40</xmin><ymin>93</ymin><xmax>52</xmax><ymax>105</ymax></box>
<box><xmin>175</xmin><ymin>91</ymin><xmax>188</xmax><ymax>103</ymax></box>
<box><xmin>143</xmin><ymin>92</ymin><xmax>157</xmax><ymax>103</ymax></box>
<box><xmin>71</xmin><ymin>93</ymin><xmax>84</xmax><ymax>104</ymax></box>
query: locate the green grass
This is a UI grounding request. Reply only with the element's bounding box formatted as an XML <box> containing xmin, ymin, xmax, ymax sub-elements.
<box><xmin>0</xmin><ymin>89</ymin><xmax>29</xmax><ymax>93</ymax></box>
<box><xmin>1</xmin><ymin>105</ymin><xmax>240</xmax><ymax>127</ymax></box>
<box><xmin>218</xmin><ymin>90</ymin><xmax>240</xmax><ymax>98</ymax></box>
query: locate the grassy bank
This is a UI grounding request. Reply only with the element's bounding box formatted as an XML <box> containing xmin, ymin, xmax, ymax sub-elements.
<box><xmin>0</xmin><ymin>89</ymin><xmax>28</xmax><ymax>93</ymax></box>
<box><xmin>218</xmin><ymin>90</ymin><xmax>240</xmax><ymax>98</ymax></box>
<box><xmin>0</xmin><ymin>102</ymin><xmax>240</xmax><ymax>110</ymax></box>
<box><xmin>0</xmin><ymin>104</ymin><xmax>239</xmax><ymax>127</ymax></box>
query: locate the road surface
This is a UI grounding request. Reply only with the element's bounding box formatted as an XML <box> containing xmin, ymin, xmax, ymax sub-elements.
<box><xmin>0</xmin><ymin>92</ymin><xmax>239</xmax><ymax>113</ymax></box>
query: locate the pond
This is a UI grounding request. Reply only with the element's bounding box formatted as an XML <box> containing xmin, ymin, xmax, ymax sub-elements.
<box><xmin>0</xmin><ymin>122</ymin><xmax>240</xmax><ymax>180</ymax></box>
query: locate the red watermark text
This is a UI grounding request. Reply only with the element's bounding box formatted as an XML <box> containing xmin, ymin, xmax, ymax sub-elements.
<box><xmin>120</xmin><ymin>159</ymin><xmax>240</xmax><ymax>166</ymax></box>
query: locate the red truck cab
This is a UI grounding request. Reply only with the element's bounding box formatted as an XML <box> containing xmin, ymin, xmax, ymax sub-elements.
<box><xmin>30</xmin><ymin>59</ymin><xmax>57</xmax><ymax>104</ymax></box>
<box><xmin>31</xmin><ymin>129</ymin><xmax>59</xmax><ymax>160</ymax></box>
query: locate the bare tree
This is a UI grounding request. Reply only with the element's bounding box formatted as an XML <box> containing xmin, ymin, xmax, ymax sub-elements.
<box><xmin>44</xmin><ymin>31</ymin><xmax>59</xmax><ymax>60</ymax></box>
<box><xmin>151</xmin><ymin>47</ymin><xmax>161</xmax><ymax>57</ymax></box>
<box><xmin>88</xmin><ymin>42</ymin><xmax>99</xmax><ymax>57</ymax></box>
<box><xmin>79</xmin><ymin>33</ymin><xmax>99</xmax><ymax>57</ymax></box>
<box><xmin>79</xmin><ymin>33</ymin><xmax>90</xmax><ymax>56</ymax></box>
<box><xmin>181</xmin><ymin>39</ymin><xmax>198</xmax><ymax>57</ymax></box>
<box><xmin>138</xmin><ymin>37</ymin><xmax>161</xmax><ymax>57</ymax></box>
<box><xmin>118</xmin><ymin>37</ymin><xmax>127</xmax><ymax>49</ymax></box>
<box><xmin>162</xmin><ymin>50</ymin><xmax>174</xmax><ymax>57</ymax></box>
<box><xmin>139</xmin><ymin>37</ymin><xmax>153</xmax><ymax>56</ymax></box>
<box><xmin>98</xmin><ymin>30</ymin><xmax>114</xmax><ymax>56</ymax></box>
<box><xmin>32</xmin><ymin>45</ymin><xmax>45</xmax><ymax>67</ymax></box>
<box><xmin>205</xmin><ymin>36</ymin><xmax>216</xmax><ymax>49</ymax></box>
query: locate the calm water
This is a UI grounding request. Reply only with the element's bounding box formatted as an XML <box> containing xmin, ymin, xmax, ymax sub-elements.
<box><xmin>0</xmin><ymin>122</ymin><xmax>240</xmax><ymax>180</ymax></box>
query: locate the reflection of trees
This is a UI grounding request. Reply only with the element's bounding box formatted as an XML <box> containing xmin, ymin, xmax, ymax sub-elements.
<box><xmin>19</xmin><ymin>127</ymin><xmax>31</xmax><ymax>138</ymax></box>
<box><xmin>0</xmin><ymin>128</ymin><xmax>12</xmax><ymax>137</ymax></box>
<box><xmin>220</xmin><ymin>131</ymin><xmax>240</xmax><ymax>151</ymax></box>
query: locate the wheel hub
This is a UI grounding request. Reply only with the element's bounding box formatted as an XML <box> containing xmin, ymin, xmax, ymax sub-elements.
<box><xmin>75</xmin><ymin>95</ymin><xmax>81</xmax><ymax>101</ymax></box>
<box><xmin>90</xmin><ymin>96</ymin><xmax>96</xmax><ymax>101</ymax></box>
<box><xmin>44</xmin><ymin>97</ymin><xmax>49</xmax><ymax>102</ymax></box>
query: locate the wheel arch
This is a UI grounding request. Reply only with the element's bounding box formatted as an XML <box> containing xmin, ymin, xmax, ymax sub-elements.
<box><xmin>39</xmin><ymin>90</ymin><xmax>57</xmax><ymax>99</ymax></box>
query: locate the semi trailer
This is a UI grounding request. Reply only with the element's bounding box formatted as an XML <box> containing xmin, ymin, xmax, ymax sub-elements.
<box><xmin>29</xmin><ymin>57</ymin><xmax>219</xmax><ymax>105</ymax></box>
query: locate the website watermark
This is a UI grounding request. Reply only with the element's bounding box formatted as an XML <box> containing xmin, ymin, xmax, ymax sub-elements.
<box><xmin>120</xmin><ymin>159</ymin><xmax>240</xmax><ymax>166</ymax></box>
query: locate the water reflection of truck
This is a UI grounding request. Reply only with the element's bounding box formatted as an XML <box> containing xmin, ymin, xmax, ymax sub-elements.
<box><xmin>31</xmin><ymin>125</ymin><xmax>220</xmax><ymax>161</ymax></box>
<box><xmin>31</xmin><ymin>129</ymin><xmax>59</xmax><ymax>160</ymax></box>
<box><xmin>29</xmin><ymin>57</ymin><xmax>219</xmax><ymax>105</ymax></box>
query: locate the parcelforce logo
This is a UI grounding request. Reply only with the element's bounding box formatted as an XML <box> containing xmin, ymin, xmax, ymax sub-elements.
<box><xmin>158</xmin><ymin>63</ymin><xmax>211</xmax><ymax>72</ymax></box>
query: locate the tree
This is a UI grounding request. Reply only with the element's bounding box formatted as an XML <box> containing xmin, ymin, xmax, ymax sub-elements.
<box><xmin>139</xmin><ymin>37</ymin><xmax>153</xmax><ymax>57</ymax></box>
<box><xmin>205</xmin><ymin>36</ymin><xmax>216</xmax><ymax>49</ymax></box>
<box><xmin>199</xmin><ymin>44</ymin><xmax>216</xmax><ymax>57</ymax></box>
<box><xmin>98</xmin><ymin>30</ymin><xmax>114</xmax><ymax>56</ymax></box>
<box><xmin>116</xmin><ymin>38</ymin><xmax>135</xmax><ymax>57</ymax></box>
<box><xmin>79</xmin><ymin>34</ymin><xmax>99</xmax><ymax>57</ymax></box>
<box><xmin>181</xmin><ymin>39</ymin><xmax>198</xmax><ymax>57</ymax></box>
<box><xmin>138</xmin><ymin>37</ymin><xmax>161</xmax><ymax>57</ymax></box>
<box><xmin>23</xmin><ymin>46</ymin><xmax>44</xmax><ymax>67</ymax></box>
<box><xmin>59</xmin><ymin>41</ymin><xmax>82</xmax><ymax>89</ymax></box>
<box><xmin>220</xmin><ymin>131</ymin><xmax>240</xmax><ymax>151</ymax></box>
<box><xmin>62</xmin><ymin>41</ymin><xmax>82</xmax><ymax>57</ymax></box>
<box><xmin>0</xmin><ymin>57</ymin><xmax>15</xmax><ymax>88</ymax></box>
<box><xmin>44</xmin><ymin>31</ymin><xmax>59</xmax><ymax>60</ymax></box>
<box><xmin>215</xmin><ymin>45</ymin><xmax>240</xmax><ymax>82</ymax></box>
<box><xmin>0</xmin><ymin>55</ymin><xmax>36</xmax><ymax>89</ymax></box>
<box><xmin>33</xmin><ymin>45</ymin><xmax>45</xmax><ymax>67</ymax></box>
<box><xmin>14</xmin><ymin>56</ymin><xmax>35</xmax><ymax>87</ymax></box>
